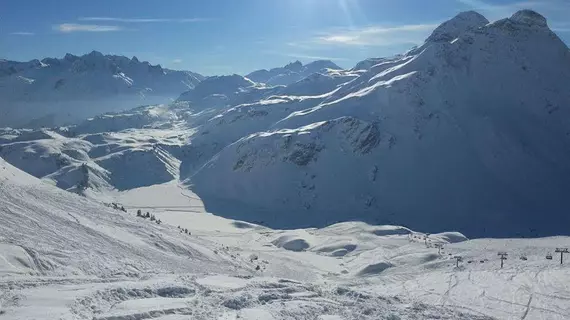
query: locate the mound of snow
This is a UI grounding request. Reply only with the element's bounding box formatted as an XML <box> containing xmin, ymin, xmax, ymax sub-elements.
<box><xmin>313</xmin><ymin>242</ymin><xmax>357</xmax><ymax>257</ymax></box>
<box><xmin>356</xmin><ymin>261</ymin><xmax>393</xmax><ymax>276</ymax></box>
<box><xmin>372</xmin><ymin>226</ymin><xmax>413</xmax><ymax>236</ymax></box>
<box><xmin>0</xmin><ymin>243</ymin><xmax>37</xmax><ymax>275</ymax></box>
<box><xmin>430</xmin><ymin>232</ymin><xmax>468</xmax><ymax>244</ymax></box>
<box><xmin>272</xmin><ymin>235</ymin><xmax>311</xmax><ymax>252</ymax></box>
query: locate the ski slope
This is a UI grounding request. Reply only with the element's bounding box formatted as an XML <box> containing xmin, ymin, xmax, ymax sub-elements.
<box><xmin>2</xmin><ymin>169</ymin><xmax>569</xmax><ymax>319</ymax></box>
<box><xmin>0</xmin><ymin>158</ymin><xmax>510</xmax><ymax>320</ymax></box>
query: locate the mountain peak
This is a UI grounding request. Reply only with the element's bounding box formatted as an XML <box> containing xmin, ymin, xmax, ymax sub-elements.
<box><xmin>85</xmin><ymin>50</ymin><xmax>104</xmax><ymax>57</ymax></box>
<box><xmin>285</xmin><ymin>60</ymin><xmax>303</xmax><ymax>71</ymax></box>
<box><xmin>426</xmin><ymin>11</ymin><xmax>489</xmax><ymax>43</ymax></box>
<box><xmin>64</xmin><ymin>53</ymin><xmax>78</xmax><ymax>62</ymax></box>
<box><xmin>305</xmin><ymin>60</ymin><xmax>341</xmax><ymax>70</ymax></box>
<box><xmin>510</xmin><ymin>9</ymin><xmax>547</xmax><ymax>27</ymax></box>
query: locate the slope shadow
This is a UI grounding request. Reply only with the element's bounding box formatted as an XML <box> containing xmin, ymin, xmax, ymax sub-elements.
<box><xmin>191</xmin><ymin>187</ymin><xmax>570</xmax><ymax>239</ymax></box>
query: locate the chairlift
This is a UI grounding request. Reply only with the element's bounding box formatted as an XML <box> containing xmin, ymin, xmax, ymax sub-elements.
<box><xmin>546</xmin><ymin>253</ymin><xmax>553</xmax><ymax>260</ymax></box>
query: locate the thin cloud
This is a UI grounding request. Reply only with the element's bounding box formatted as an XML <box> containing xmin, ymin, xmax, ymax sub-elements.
<box><xmin>10</xmin><ymin>32</ymin><xmax>35</xmax><ymax>36</ymax></box>
<box><xmin>79</xmin><ymin>17</ymin><xmax>209</xmax><ymax>23</ymax></box>
<box><xmin>456</xmin><ymin>0</ymin><xmax>570</xmax><ymax>21</ymax></box>
<box><xmin>54</xmin><ymin>24</ymin><xmax>124</xmax><ymax>33</ymax></box>
<box><xmin>172</xmin><ymin>59</ymin><xmax>183</xmax><ymax>64</ymax></box>
<box><xmin>312</xmin><ymin>24</ymin><xmax>438</xmax><ymax>47</ymax></box>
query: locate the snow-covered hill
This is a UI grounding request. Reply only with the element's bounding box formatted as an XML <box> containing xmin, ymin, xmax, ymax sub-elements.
<box><xmin>0</xmin><ymin>157</ymin><xmax>231</xmax><ymax>278</ymax></box>
<box><xmin>2</xmin><ymin>158</ymin><xmax>570</xmax><ymax>319</ymax></box>
<box><xmin>246</xmin><ymin>60</ymin><xmax>342</xmax><ymax>86</ymax></box>
<box><xmin>0</xmin><ymin>103</ymin><xmax>208</xmax><ymax>195</ymax></box>
<box><xmin>0</xmin><ymin>51</ymin><xmax>203</xmax><ymax>128</ymax></box>
<box><xmin>186</xmin><ymin>10</ymin><xmax>570</xmax><ymax>238</ymax></box>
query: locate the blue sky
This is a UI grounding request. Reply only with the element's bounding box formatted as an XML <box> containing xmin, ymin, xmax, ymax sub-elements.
<box><xmin>1</xmin><ymin>0</ymin><xmax>569</xmax><ymax>75</ymax></box>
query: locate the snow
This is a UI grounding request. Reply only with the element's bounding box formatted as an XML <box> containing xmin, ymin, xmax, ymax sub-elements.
<box><xmin>0</xmin><ymin>244</ymin><xmax>36</xmax><ymax>275</ymax></box>
<box><xmin>426</xmin><ymin>11</ymin><xmax>489</xmax><ymax>43</ymax></box>
<box><xmin>246</xmin><ymin>60</ymin><xmax>342</xmax><ymax>86</ymax></box>
<box><xmin>185</xmin><ymin>9</ymin><xmax>570</xmax><ymax>238</ymax></box>
<box><xmin>0</xmin><ymin>51</ymin><xmax>203</xmax><ymax>128</ymax></box>
<box><xmin>2</xmin><ymin>156</ymin><xmax>570</xmax><ymax>319</ymax></box>
<box><xmin>1</xmin><ymin>9</ymin><xmax>570</xmax><ymax>319</ymax></box>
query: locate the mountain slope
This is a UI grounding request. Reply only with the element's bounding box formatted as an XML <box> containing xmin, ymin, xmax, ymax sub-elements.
<box><xmin>0</xmin><ymin>104</ymin><xmax>207</xmax><ymax>195</ymax></box>
<box><xmin>0</xmin><ymin>51</ymin><xmax>203</xmax><ymax>128</ymax></box>
<box><xmin>0</xmin><ymin>157</ymin><xmax>231</xmax><ymax>277</ymax></box>
<box><xmin>188</xmin><ymin>10</ymin><xmax>570</xmax><ymax>237</ymax></box>
<box><xmin>246</xmin><ymin>60</ymin><xmax>342</xmax><ymax>86</ymax></box>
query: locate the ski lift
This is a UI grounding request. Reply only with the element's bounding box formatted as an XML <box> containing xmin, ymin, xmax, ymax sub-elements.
<box><xmin>546</xmin><ymin>253</ymin><xmax>553</xmax><ymax>260</ymax></box>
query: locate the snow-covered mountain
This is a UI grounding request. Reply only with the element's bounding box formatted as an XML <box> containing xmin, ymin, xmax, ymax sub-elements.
<box><xmin>186</xmin><ymin>10</ymin><xmax>570</xmax><ymax>238</ymax></box>
<box><xmin>0</xmin><ymin>51</ymin><xmax>203</xmax><ymax>128</ymax></box>
<box><xmin>246</xmin><ymin>60</ymin><xmax>342</xmax><ymax>86</ymax></box>
<box><xmin>176</xmin><ymin>68</ymin><xmax>358</xmax><ymax>110</ymax></box>
<box><xmin>4</xmin><ymin>9</ymin><xmax>570</xmax><ymax>319</ymax></box>
<box><xmin>1</xmin><ymin>10</ymin><xmax>569</xmax><ymax>239</ymax></box>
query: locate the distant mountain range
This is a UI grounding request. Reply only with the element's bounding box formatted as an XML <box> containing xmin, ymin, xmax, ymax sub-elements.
<box><xmin>0</xmin><ymin>51</ymin><xmax>203</xmax><ymax>127</ymax></box>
